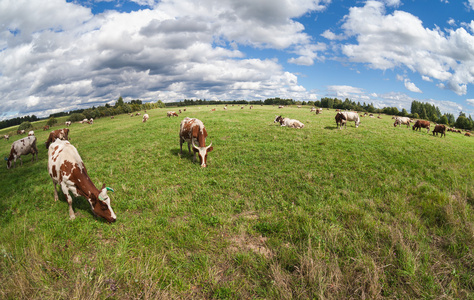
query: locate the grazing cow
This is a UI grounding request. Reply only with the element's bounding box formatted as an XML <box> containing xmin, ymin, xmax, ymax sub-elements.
<box><xmin>17</xmin><ymin>130</ymin><xmax>25</xmax><ymax>135</ymax></box>
<box><xmin>82</xmin><ymin>118</ymin><xmax>89</xmax><ymax>124</ymax></box>
<box><xmin>274</xmin><ymin>115</ymin><xmax>304</xmax><ymax>129</ymax></box>
<box><xmin>179</xmin><ymin>109</ymin><xmax>182</xmax><ymax>114</ymax></box>
<box><xmin>310</xmin><ymin>107</ymin><xmax>316</xmax><ymax>112</ymax></box>
<box><xmin>393</xmin><ymin>117</ymin><xmax>411</xmax><ymax>128</ymax></box>
<box><xmin>167</xmin><ymin>111</ymin><xmax>178</xmax><ymax>117</ymax></box>
<box><xmin>179</xmin><ymin>117</ymin><xmax>213</xmax><ymax>167</ymax></box>
<box><xmin>88</xmin><ymin>118</ymin><xmax>94</xmax><ymax>125</ymax></box>
<box><xmin>223</xmin><ymin>107</ymin><xmax>227</xmax><ymax>110</ymax></box>
<box><xmin>136</xmin><ymin>112</ymin><xmax>141</xmax><ymax>116</ymax></box>
<box><xmin>65</xmin><ymin>121</ymin><xmax>71</xmax><ymax>126</ymax></box>
<box><xmin>4</xmin><ymin>135</ymin><xmax>10</xmax><ymax>141</ymax></box>
<box><xmin>5</xmin><ymin>136</ymin><xmax>38</xmax><ymax>169</ymax></box>
<box><xmin>110</xmin><ymin>116</ymin><xmax>114</xmax><ymax>119</ymax></box>
<box><xmin>335</xmin><ymin>112</ymin><xmax>347</xmax><ymax>129</ymax></box>
<box><xmin>48</xmin><ymin>139</ymin><xmax>116</xmax><ymax>222</ymax></box>
<box><xmin>278</xmin><ymin>105</ymin><xmax>284</xmax><ymax>109</ymax></box>
<box><xmin>43</xmin><ymin>125</ymin><xmax>50</xmax><ymax>131</ymax></box>
<box><xmin>28</xmin><ymin>131</ymin><xmax>34</xmax><ymax>136</ymax></box>
<box><xmin>45</xmin><ymin>128</ymin><xmax>70</xmax><ymax>149</ymax></box>
<box><xmin>316</xmin><ymin>108</ymin><xmax>322</xmax><ymax>114</ymax></box>
<box><xmin>211</xmin><ymin>108</ymin><xmax>216</xmax><ymax>112</ymax></box>
<box><xmin>241</xmin><ymin>106</ymin><xmax>244</xmax><ymax>109</ymax></box>
<box><xmin>142</xmin><ymin>114</ymin><xmax>149</xmax><ymax>123</ymax></box>
<box><xmin>465</xmin><ymin>132</ymin><xmax>471</xmax><ymax>137</ymax></box>
<box><xmin>432</xmin><ymin>124</ymin><xmax>446</xmax><ymax>137</ymax></box>
<box><xmin>339</xmin><ymin>112</ymin><xmax>360</xmax><ymax>128</ymax></box>
<box><xmin>413</xmin><ymin>120</ymin><xmax>430</xmax><ymax>133</ymax></box>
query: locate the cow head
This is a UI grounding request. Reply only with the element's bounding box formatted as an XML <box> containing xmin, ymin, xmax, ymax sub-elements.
<box><xmin>91</xmin><ymin>185</ymin><xmax>116</xmax><ymax>223</ymax></box>
<box><xmin>274</xmin><ymin>116</ymin><xmax>282</xmax><ymax>124</ymax></box>
<box><xmin>5</xmin><ymin>157</ymin><xmax>12</xmax><ymax>169</ymax></box>
<box><xmin>192</xmin><ymin>140</ymin><xmax>213</xmax><ymax>167</ymax></box>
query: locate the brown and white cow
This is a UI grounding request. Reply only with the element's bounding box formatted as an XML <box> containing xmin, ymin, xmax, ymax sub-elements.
<box><xmin>179</xmin><ymin>117</ymin><xmax>213</xmax><ymax>167</ymax></box>
<box><xmin>465</xmin><ymin>132</ymin><xmax>471</xmax><ymax>137</ymax></box>
<box><xmin>274</xmin><ymin>115</ymin><xmax>304</xmax><ymax>128</ymax></box>
<box><xmin>339</xmin><ymin>112</ymin><xmax>360</xmax><ymax>128</ymax></box>
<box><xmin>413</xmin><ymin>120</ymin><xmax>430</xmax><ymax>133</ymax></box>
<box><xmin>45</xmin><ymin>128</ymin><xmax>70</xmax><ymax>149</ymax></box>
<box><xmin>393</xmin><ymin>117</ymin><xmax>411</xmax><ymax>128</ymax></box>
<box><xmin>65</xmin><ymin>121</ymin><xmax>72</xmax><ymax>126</ymax></box>
<box><xmin>48</xmin><ymin>139</ymin><xmax>116</xmax><ymax>222</ymax></box>
<box><xmin>167</xmin><ymin>111</ymin><xmax>179</xmax><ymax>117</ymax></box>
<box><xmin>142</xmin><ymin>113</ymin><xmax>149</xmax><ymax>122</ymax></box>
<box><xmin>432</xmin><ymin>124</ymin><xmax>446</xmax><ymax>137</ymax></box>
<box><xmin>335</xmin><ymin>112</ymin><xmax>347</xmax><ymax>129</ymax></box>
<box><xmin>4</xmin><ymin>135</ymin><xmax>10</xmax><ymax>141</ymax></box>
<box><xmin>5</xmin><ymin>136</ymin><xmax>38</xmax><ymax>169</ymax></box>
<box><xmin>43</xmin><ymin>125</ymin><xmax>50</xmax><ymax>131</ymax></box>
<box><xmin>28</xmin><ymin>130</ymin><xmax>34</xmax><ymax>136</ymax></box>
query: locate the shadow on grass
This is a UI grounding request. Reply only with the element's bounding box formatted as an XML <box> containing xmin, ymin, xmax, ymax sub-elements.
<box><xmin>324</xmin><ymin>126</ymin><xmax>339</xmax><ymax>130</ymax></box>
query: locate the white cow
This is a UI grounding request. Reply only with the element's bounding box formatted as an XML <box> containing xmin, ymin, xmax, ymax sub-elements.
<box><xmin>5</xmin><ymin>136</ymin><xmax>38</xmax><ymax>169</ymax></box>
<box><xmin>142</xmin><ymin>114</ymin><xmax>149</xmax><ymax>122</ymax></box>
<box><xmin>340</xmin><ymin>112</ymin><xmax>360</xmax><ymax>128</ymax></box>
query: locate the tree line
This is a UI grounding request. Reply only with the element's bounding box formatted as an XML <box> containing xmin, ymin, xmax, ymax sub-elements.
<box><xmin>2</xmin><ymin>96</ymin><xmax>473</xmax><ymax>131</ymax></box>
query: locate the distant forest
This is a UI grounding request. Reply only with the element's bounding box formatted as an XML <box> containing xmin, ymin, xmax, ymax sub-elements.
<box><xmin>1</xmin><ymin>97</ymin><xmax>473</xmax><ymax>130</ymax></box>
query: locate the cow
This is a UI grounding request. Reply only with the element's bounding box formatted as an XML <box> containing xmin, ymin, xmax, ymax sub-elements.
<box><xmin>335</xmin><ymin>112</ymin><xmax>347</xmax><ymax>129</ymax></box>
<box><xmin>65</xmin><ymin>121</ymin><xmax>72</xmax><ymax>126</ymax></box>
<box><xmin>179</xmin><ymin>109</ymin><xmax>182</xmax><ymax>114</ymax></box>
<box><xmin>45</xmin><ymin>128</ymin><xmax>70</xmax><ymax>149</ymax></box>
<box><xmin>432</xmin><ymin>124</ymin><xmax>446</xmax><ymax>137</ymax></box>
<box><xmin>278</xmin><ymin>105</ymin><xmax>284</xmax><ymax>109</ymax></box>
<box><xmin>5</xmin><ymin>136</ymin><xmax>38</xmax><ymax>169</ymax></box>
<box><xmin>142</xmin><ymin>114</ymin><xmax>149</xmax><ymax>123</ymax></box>
<box><xmin>167</xmin><ymin>111</ymin><xmax>179</xmax><ymax>117</ymax></box>
<box><xmin>211</xmin><ymin>108</ymin><xmax>216</xmax><ymax>112</ymax></box>
<box><xmin>465</xmin><ymin>132</ymin><xmax>471</xmax><ymax>137</ymax></box>
<box><xmin>135</xmin><ymin>112</ymin><xmax>141</xmax><ymax>116</ymax></box>
<box><xmin>4</xmin><ymin>135</ymin><xmax>10</xmax><ymax>141</ymax></box>
<box><xmin>48</xmin><ymin>139</ymin><xmax>116</xmax><ymax>222</ymax></box>
<box><xmin>179</xmin><ymin>117</ymin><xmax>213</xmax><ymax>167</ymax></box>
<box><xmin>339</xmin><ymin>112</ymin><xmax>360</xmax><ymax>128</ymax></box>
<box><xmin>393</xmin><ymin>117</ymin><xmax>411</xmax><ymax>128</ymax></box>
<box><xmin>17</xmin><ymin>129</ymin><xmax>25</xmax><ymax>135</ymax></box>
<box><xmin>316</xmin><ymin>108</ymin><xmax>322</xmax><ymax>114</ymax></box>
<box><xmin>413</xmin><ymin>120</ymin><xmax>430</xmax><ymax>133</ymax></box>
<box><xmin>28</xmin><ymin>131</ymin><xmax>34</xmax><ymax>136</ymax></box>
<box><xmin>43</xmin><ymin>125</ymin><xmax>50</xmax><ymax>131</ymax></box>
<box><xmin>82</xmin><ymin>118</ymin><xmax>89</xmax><ymax>124</ymax></box>
<box><xmin>88</xmin><ymin>118</ymin><xmax>94</xmax><ymax>125</ymax></box>
<box><xmin>273</xmin><ymin>115</ymin><xmax>304</xmax><ymax>129</ymax></box>
<box><xmin>310</xmin><ymin>107</ymin><xmax>316</xmax><ymax>112</ymax></box>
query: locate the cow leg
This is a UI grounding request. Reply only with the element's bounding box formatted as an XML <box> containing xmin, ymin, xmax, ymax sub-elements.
<box><xmin>52</xmin><ymin>182</ymin><xmax>59</xmax><ymax>201</ymax></box>
<box><xmin>60</xmin><ymin>184</ymin><xmax>75</xmax><ymax>220</ymax></box>
<box><xmin>180</xmin><ymin>138</ymin><xmax>183</xmax><ymax>154</ymax></box>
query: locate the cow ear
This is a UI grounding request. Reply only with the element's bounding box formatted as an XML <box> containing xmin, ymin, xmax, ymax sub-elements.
<box><xmin>101</xmin><ymin>183</ymin><xmax>106</xmax><ymax>190</ymax></box>
<box><xmin>207</xmin><ymin>146</ymin><xmax>214</xmax><ymax>153</ymax></box>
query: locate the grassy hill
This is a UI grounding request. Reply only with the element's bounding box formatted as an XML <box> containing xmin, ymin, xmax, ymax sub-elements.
<box><xmin>0</xmin><ymin>105</ymin><xmax>473</xmax><ymax>299</ymax></box>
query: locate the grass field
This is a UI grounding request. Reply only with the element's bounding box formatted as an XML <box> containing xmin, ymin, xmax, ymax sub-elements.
<box><xmin>1</xmin><ymin>105</ymin><xmax>473</xmax><ymax>299</ymax></box>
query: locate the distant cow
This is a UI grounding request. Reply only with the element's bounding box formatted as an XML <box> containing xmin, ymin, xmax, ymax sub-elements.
<box><xmin>413</xmin><ymin>120</ymin><xmax>430</xmax><ymax>133</ymax></box>
<box><xmin>28</xmin><ymin>131</ymin><xmax>34</xmax><ymax>136</ymax></box>
<box><xmin>88</xmin><ymin>118</ymin><xmax>94</xmax><ymax>124</ymax></box>
<box><xmin>179</xmin><ymin>117</ymin><xmax>213</xmax><ymax>167</ymax></box>
<box><xmin>278</xmin><ymin>105</ymin><xmax>284</xmax><ymax>109</ymax></box>
<box><xmin>142</xmin><ymin>114</ymin><xmax>149</xmax><ymax>123</ymax></box>
<box><xmin>5</xmin><ymin>136</ymin><xmax>38</xmax><ymax>169</ymax></box>
<box><xmin>17</xmin><ymin>129</ymin><xmax>25</xmax><ymax>135</ymax></box>
<box><xmin>393</xmin><ymin>117</ymin><xmax>411</xmax><ymax>128</ymax></box>
<box><xmin>465</xmin><ymin>132</ymin><xmax>471</xmax><ymax>137</ymax></box>
<box><xmin>274</xmin><ymin>115</ymin><xmax>304</xmax><ymax>129</ymax></box>
<box><xmin>335</xmin><ymin>112</ymin><xmax>347</xmax><ymax>129</ymax></box>
<box><xmin>4</xmin><ymin>135</ymin><xmax>10</xmax><ymax>141</ymax></box>
<box><xmin>65</xmin><ymin>121</ymin><xmax>71</xmax><ymax>126</ymax></box>
<box><xmin>310</xmin><ymin>107</ymin><xmax>316</xmax><ymax>112</ymax></box>
<box><xmin>43</xmin><ymin>125</ymin><xmax>50</xmax><ymax>131</ymax></box>
<box><xmin>45</xmin><ymin>128</ymin><xmax>70</xmax><ymax>149</ymax></box>
<box><xmin>167</xmin><ymin>111</ymin><xmax>178</xmax><ymax>117</ymax></box>
<box><xmin>48</xmin><ymin>139</ymin><xmax>116</xmax><ymax>222</ymax></box>
<box><xmin>432</xmin><ymin>124</ymin><xmax>446</xmax><ymax>137</ymax></box>
<box><xmin>339</xmin><ymin>112</ymin><xmax>360</xmax><ymax>128</ymax></box>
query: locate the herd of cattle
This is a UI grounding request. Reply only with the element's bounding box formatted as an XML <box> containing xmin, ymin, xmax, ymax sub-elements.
<box><xmin>2</xmin><ymin>107</ymin><xmax>471</xmax><ymax>222</ymax></box>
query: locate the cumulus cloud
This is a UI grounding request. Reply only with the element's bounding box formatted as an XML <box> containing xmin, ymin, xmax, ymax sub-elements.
<box><xmin>340</xmin><ymin>0</ymin><xmax>474</xmax><ymax>96</ymax></box>
<box><xmin>467</xmin><ymin>99</ymin><xmax>474</xmax><ymax>105</ymax></box>
<box><xmin>0</xmin><ymin>0</ymin><xmax>330</xmax><ymax>120</ymax></box>
<box><xmin>404</xmin><ymin>79</ymin><xmax>422</xmax><ymax>93</ymax></box>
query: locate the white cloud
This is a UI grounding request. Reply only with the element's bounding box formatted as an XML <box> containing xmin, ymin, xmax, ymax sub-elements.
<box><xmin>321</xmin><ymin>29</ymin><xmax>346</xmax><ymax>41</ymax></box>
<box><xmin>467</xmin><ymin>1</ymin><xmax>474</xmax><ymax>10</ymax></box>
<box><xmin>340</xmin><ymin>0</ymin><xmax>474</xmax><ymax>96</ymax></box>
<box><xmin>404</xmin><ymin>79</ymin><xmax>422</xmax><ymax>93</ymax></box>
<box><xmin>0</xmin><ymin>0</ymin><xmax>331</xmax><ymax>119</ymax></box>
<box><xmin>422</xmin><ymin>76</ymin><xmax>432</xmax><ymax>82</ymax></box>
<box><xmin>467</xmin><ymin>99</ymin><xmax>474</xmax><ymax>105</ymax></box>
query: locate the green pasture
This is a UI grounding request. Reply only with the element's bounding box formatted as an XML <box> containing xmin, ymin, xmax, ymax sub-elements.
<box><xmin>0</xmin><ymin>105</ymin><xmax>473</xmax><ymax>299</ymax></box>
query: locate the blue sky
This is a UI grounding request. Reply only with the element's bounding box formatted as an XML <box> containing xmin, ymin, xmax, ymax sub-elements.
<box><xmin>1</xmin><ymin>0</ymin><xmax>474</xmax><ymax>120</ymax></box>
